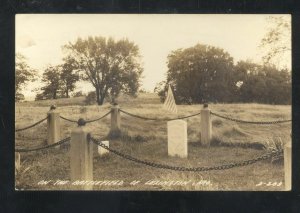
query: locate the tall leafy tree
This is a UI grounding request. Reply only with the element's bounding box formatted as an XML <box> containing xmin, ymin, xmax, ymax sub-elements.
<box><xmin>259</xmin><ymin>16</ymin><xmax>291</xmax><ymax>68</ymax></box>
<box><xmin>60</xmin><ymin>57</ymin><xmax>80</xmax><ymax>98</ymax></box>
<box><xmin>235</xmin><ymin>60</ymin><xmax>291</xmax><ymax>104</ymax></box>
<box><xmin>63</xmin><ymin>36</ymin><xmax>143</xmax><ymax>105</ymax></box>
<box><xmin>162</xmin><ymin>44</ymin><xmax>236</xmax><ymax>104</ymax></box>
<box><xmin>15</xmin><ymin>53</ymin><xmax>36</xmax><ymax>100</ymax></box>
<box><xmin>36</xmin><ymin>65</ymin><xmax>62</xmax><ymax>100</ymax></box>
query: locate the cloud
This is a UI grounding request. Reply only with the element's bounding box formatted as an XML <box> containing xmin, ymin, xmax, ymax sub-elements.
<box><xmin>16</xmin><ymin>35</ymin><xmax>36</xmax><ymax>48</ymax></box>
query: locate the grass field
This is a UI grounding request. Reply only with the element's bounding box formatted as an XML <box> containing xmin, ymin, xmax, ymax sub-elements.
<box><xmin>15</xmin><ymin>93</ymin><xmax>291</xmax><ymax>191</ymax></box>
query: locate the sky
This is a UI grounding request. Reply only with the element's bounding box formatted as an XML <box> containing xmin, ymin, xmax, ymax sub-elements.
<box><xmin>16</xmin><ymin>14</ymin><xmax>291</xmax><ymax>100</ymax></box>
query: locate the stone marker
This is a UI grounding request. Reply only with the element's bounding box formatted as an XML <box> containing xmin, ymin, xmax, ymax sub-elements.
<box><xmin>70</xmin><ymin>119</ymin><xmax>93</xmax><ymax>190</ymax></box>
<box><xmin>284</xmin><ymin>140</ymin><xmax>292</xmax><ymax>191</ymax></box>
<box><xmin>98</xmin><ymin>141</ymin><xmax>110</xmax><ymax>156</ymax></box>
<box><xmin>47</xmin><ymin>105</ymin><xmax>61</xmax><ymax>147</ymax></box>
<box><xmin>167</xmin><ymin>120</ymin><xmax>188</xmax><ymax>158</ymax></box>
<box><xmin>200</xmin><ymin>104</ymin><xmax>212</xmax><ymax>146</ymax></box>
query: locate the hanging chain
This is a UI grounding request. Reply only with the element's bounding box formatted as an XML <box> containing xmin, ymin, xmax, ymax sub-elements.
<box><xmin>91</xmin><ymin>137</ymin><xmax>282</xmax><ymax>172</ymax></box>
<box><xmin>15</xmin><ymin>116</ymin><xmax>48</xmax><ymax>132</ymax></box>
<box><xmin>211</xmin><ymin>111</ymin><xmax>291</xmax><ymax>124</ymax></box>
<box><xmin>120</xmin><ymin>109</ymin><xmax>201</xmax><ymax>121</ymax></box>
<box><xmin>15</xmin><ymin>137</ymin><xmax>71</xmax><ymax>152</ymax></box>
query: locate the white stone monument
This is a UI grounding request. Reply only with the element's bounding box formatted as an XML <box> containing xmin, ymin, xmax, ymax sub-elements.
<box><xmin>98</xmin><ymin>141</ymin><xmax>110</xmax><ymax>156</ymax></box>
<box><xmin>167</xmin><ymin>120</ymin><xmax>188</xmax><ymax>158</ymax></box>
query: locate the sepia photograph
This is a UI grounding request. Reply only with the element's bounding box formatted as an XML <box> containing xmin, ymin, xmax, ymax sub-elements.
<box><xmin>15</xmin><ymin>14</ymin><xmax>291</xmax><ymax>191</ymax></box>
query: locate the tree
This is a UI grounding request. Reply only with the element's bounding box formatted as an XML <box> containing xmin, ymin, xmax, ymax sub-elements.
<box><xmin>36</xmin><ymin>65</ymin><xmax>62</xmax><ymax>100</ymax></box>
<box><xmin>160</xmin><ymin>44</ymin><xmax>236</xmax><ymax>104</ymax></box>
<box><xmin>235</xmin><ymin>60</ymin><xmax>291</xmax><ymax>104</ymax></box>
<box><xmin>63</xmin><ymin>36</ymin><xmax>143</xmax><ymax>105</ymax></box>
<box><xmin>15</xmin><ymin>53</ymin><xmax>36</xmax><ymax>100</ymax></box>
<box><xmin>60</xmin><ymin>57</ymin><xmax>80</xmax><ymax>98</ymax></box>
<box><xmin>259</xmin><ymin>16</ymin><xmax>291</xmax><ymax>68</ymax></box>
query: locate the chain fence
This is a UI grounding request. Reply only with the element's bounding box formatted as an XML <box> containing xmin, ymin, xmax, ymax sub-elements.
<box><xmin>59</xmin><ymin>115</ymin><xmax>77</xmax><ymax>123</ymax></box>
<box><xmin>15</xmin><ymin>137</ymin><xmax>71</xmax><ymax>152</ymax></box>
<box><xmin>210</xmin><ymin>111</ymin><xmax>291</xmax><ymax>125</ymax></box>
<box><xmin>86</xmin><ymin>110</ymin><xmax>111</xmax><ymax>123</ymax></box>
<box><xmin>60</xmin><ymin>110</ymin><xmax>111</xmax><ymax>124</ymax></box>
<box><xmin>119</xmin><ymin>109</ymin><xmax>201</xmax><ymax>121</ymax></box>
<box><xmin>15</xmin><ymin>116</ymin><xmax>48</xmax><ymax>132</ymax></box>
<box><xmin>91</xmin><ymin>137</ymin><xmax>282</xmax><ymax>172</ymax></box>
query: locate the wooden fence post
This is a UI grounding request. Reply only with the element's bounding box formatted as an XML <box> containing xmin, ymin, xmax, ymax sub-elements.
<box><xmin>200</xmin><ymin>103</ymin><xmax>212</xmax><ymax>146</ymax></box>
<box><xmin>70</xmin><ymin>118</ymin><xmax>93</xmax><ymax>190</ymax></box>
<box><xmin>110</xmin><ymin>103</ymin><xmax>121</xmax><ymax>137</ymax></box>
<box><xmin>15</xmin><ymin>152</ymin><xmax>20</xmax><ymax>173</ymax></box>
<box><xmin>47</xmin><ymin>105</ymin><xmax>60</xmax><ymax>146</ymax></box>
<box><xmin>284</xmin><ymin>140</ymin><xmax>292</xmax><ymax>191</ymax></box>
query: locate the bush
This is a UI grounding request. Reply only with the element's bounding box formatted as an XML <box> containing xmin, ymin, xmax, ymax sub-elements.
<box><xmin>15</xmin><ymin>93</ymin><xmax>25</xmax><ymax>102</ymax></box>
<box><xmin>85</xmin><ymin>91</ymin><xmax>96</xmax><ymax>105</ymax></box>
<box><xmin>73</xmin><ymin>91</ymin><xmax>84</xmax><ymax>97</ymax></box>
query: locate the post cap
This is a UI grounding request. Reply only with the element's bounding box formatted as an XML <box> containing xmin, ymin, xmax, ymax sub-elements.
<box><xmin>50</xmin><ymin>105</ymin><xmax>56</xmax><ymax>110</ymax></box>
<box><xmin>77</xmin><ymin>118</ymin><xmax>86</xmax><ymax>126</ymax></box>
<box><xmin>203</xmin><ymin>103</ymin><xmax>208</xmax><ymax>108</ymax></box>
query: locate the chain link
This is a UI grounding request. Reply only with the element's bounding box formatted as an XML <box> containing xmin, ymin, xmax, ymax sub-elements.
<box><xmin>86</xmin><ymin>110</ymin><xmax>111</xmax><ymax>123</ymax></box>
<box><xmin>120</xmin><ymin>109</ymin><xmax>201</xmax><ymax>121</ymax></box>
<box><xmin>15</xmin><ymin>116</ymin><xmax>48</xmax><ymax>132</ymax></box>
<box><xmin>15</xmin><ymin>137</ymin><xmax>71</xmax><ymax>152</ymax></box>
<box><xmin>59</xmin><ymin>115</ymin><xmax>77</xmax><ymax>123</ymax></box>
<box><xmin>91</xmin><ymin>137</ymin><xmax>282</xmax><ymax>172</ymax></box>
<box><xmin>60</xmin><ymin>110</ymin><xmax>111</xmax><ymax>124</ymax></box>
<box><xmin>210</xmin><ymin>111</ymin><xmax>291</xmax><ymax>124</ymax></box>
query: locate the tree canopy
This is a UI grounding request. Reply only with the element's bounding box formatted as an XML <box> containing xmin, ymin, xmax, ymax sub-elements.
<box><xmin>156</xmin><ymin>44</ymin><xmax>291</xmax><ymax>105</ymax></box>
<box><xmin>162</xmin><ymin>44</ymin><xmax>236</xmax><ymax>104</ymax></box>
<box><xmin>259</xmin><ymin>16</ymin><xmax>291</xmax><ymax>68</ymax></box>
<box><xmin>235</xmin><ymin>60</ymin><xmax>291</xmax><ymax>104</ymax></box>
<box><xmin>36</xmin><ymin>65</ymin><xmax>62</xmax><ymax>100</ymax></box>
<box><xmin>15</xmin><ymin>53</ymin><xmax>36</xmax><ymax>101</ymax></box>
<box><xmin>60</xmin><ymin>57</ymin><xmax>80</xmax><ymax>98</ymax></box>
<box><xmin>63</xmin><ymin>36</ymin><xmax>143</xmax><ymax>105</ymax></box>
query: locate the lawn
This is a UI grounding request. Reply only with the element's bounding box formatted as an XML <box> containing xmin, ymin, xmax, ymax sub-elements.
<box><xmin>15</xmin><ymin>93</ymin><xmax>291</xmax><ymax>191</ymax></box>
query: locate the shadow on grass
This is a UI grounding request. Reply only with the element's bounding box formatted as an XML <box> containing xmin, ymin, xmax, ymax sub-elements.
<box><xmin>107</xmin><ymin>129</ymin><xmax>156</xmax><ymax>143</ymax></box>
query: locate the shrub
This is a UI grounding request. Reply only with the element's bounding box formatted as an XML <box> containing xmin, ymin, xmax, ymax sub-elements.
<box><xmin>15</xmin><ymin>93</ymin><xmax>25</xmax><ymax>102</ymax></box>
<box><xmin>73</xmin><ymin>91</ymin><xmax>84</xmax><ymax>97</ymax></box>
<box><xmin>85</xmin><ymin>91</ymin><xmax>96</xmax><ymax>105</ymax></box>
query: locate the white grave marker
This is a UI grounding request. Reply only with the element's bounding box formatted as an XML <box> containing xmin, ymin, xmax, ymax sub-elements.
<box><xmin>98</xmin><ymin>141</ymin><xmax>110</xmax><ymax>156</ymax></box>
<box><xmin>167</xmin><ymin>120</ymin><xmax>188</xmax><ymax>158</ymax></box>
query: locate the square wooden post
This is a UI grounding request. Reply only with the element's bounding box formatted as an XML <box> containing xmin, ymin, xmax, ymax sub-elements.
<box><xmin>47</xmin><ymin>105</ymin><xmax>60</xmax><ymax>146</ymax></box>
<box><xmin>110</xmin><ymin>104</ymin><xmax>121</xmax><ymax>137</ymax></box>
<box><xmin>15</xmin><ymin>152</ymin><xmax>20</xmax><ymax>173</ymax></box>
<box><xmin>200</xmin><ymin>104</ymin><xmax>212</xmax><ymax>146</ymax></box>
<box><xmin>70</xmin><ymin>118</ymin><xmax>93</xmax><ymax>190</ymax></box>
<box><xmin>284</xmin><ymin>140</ymin><xmax>292</xmax><ymax>191</ymax></box>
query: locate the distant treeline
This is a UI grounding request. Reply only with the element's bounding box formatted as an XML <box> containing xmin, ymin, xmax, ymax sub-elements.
<box><xmin>155</xmin><ymin>44</ymin><xmax>291</xmax><ymax>105</ymax></box>
<box><xmin>16</xmin><ymin>38</ymin><xmax>291</xmax><ymax>105</ymax></box>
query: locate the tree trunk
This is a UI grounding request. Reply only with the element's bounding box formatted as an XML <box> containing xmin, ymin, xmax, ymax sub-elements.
<box><xmin>96</xmin><ymin>88</ymin><xmax>101</xmax><ymax>105</ymax></box>
<box><xmin>99</xmin><ymin>95</ymin><xmax>105</xmax><ymax>105</ymax></box>
<box><xmin>53</xmin><ymin>91</ymin><xmax>57</xmax><ymax>99</ymax></box>
<box><xmin>66</xmin><ymin>89</ymin><xmax>69</xmax><ymax>98</ymax></box>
